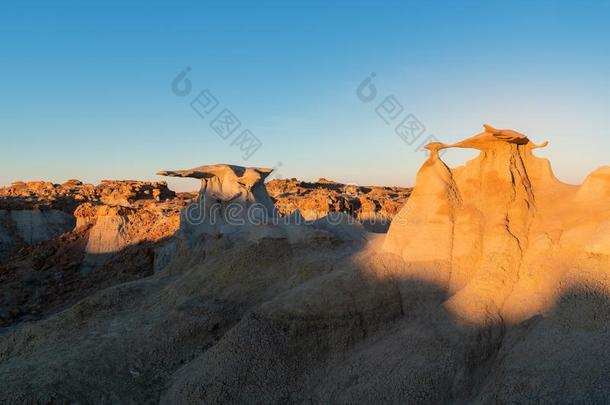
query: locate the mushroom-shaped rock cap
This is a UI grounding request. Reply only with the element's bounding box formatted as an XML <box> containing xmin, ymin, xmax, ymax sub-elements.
<box><xmin>157</xmin><ymin>164</ymin><xmax>273</xmax><ymax>186</ymax></box>
<box><xmin>426</xmin><ymin>124</ymin><xmax>548</xmax><ymax>153</ymax></box>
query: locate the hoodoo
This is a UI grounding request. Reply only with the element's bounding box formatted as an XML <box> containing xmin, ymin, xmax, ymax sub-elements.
<box><xmin>384</xmin><ymin>124</ymin><xmax>610</xmax><ymax>323</ymax></box>
<box><xmin>158</xmin><ymin>164</ymin><xmax>277</xmax><ymax>238</ymax></box>
<box><xmin>158</xmin><ymin>164</ymin><xmax>369</xmax><ymax>242</ymax></box>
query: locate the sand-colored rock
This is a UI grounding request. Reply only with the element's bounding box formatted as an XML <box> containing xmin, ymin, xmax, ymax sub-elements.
<box><xmin>0</xmin><ymin>179</ymin><xmax>176</xmax><ymax>211</ymax></box>
<box><xmin>158</xmin><ymin>164</ymin><xmax>370</xmax><ymax>243</ymax></box>
<box><xmin>384</xmin><ymin>124</ymin><xmax>610</xmax><ymax>325</ymax></box>
<box><xmin>0</xmin><ymin>180</ymin><xmax>180</xmax><ymax>262</ymax></box>
<box><xmin>74</xmin><ymin>202</ymin><xmax>181</xmax><ymax>273</ymax></box>
<box><xmin>158</xmin><ymin>164</ymin><xmax>276</xmax><ymax>238</ymax></box>
<box><xmin>266</xmin><ymin>178</ymin><xmax>410</xmax><ymax>232</ymax></box>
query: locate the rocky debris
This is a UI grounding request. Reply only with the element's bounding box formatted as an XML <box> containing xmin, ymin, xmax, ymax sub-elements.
<box><xmin>266</xmin><ymin>178</ymin><xmax>411</xmax><ymax>232</ymax></box>
<box><xmin>0</xmin><ymin>199</ymin><xmax>186</xmax><ymax>326</ymax></box>
<box><xmin>0</xmin><ymin>183</ymin><xmax>192</xmax><ymax>326</ymax></box>
<box><xmin>0</xmin><ymin>179</ymin><xmax>176</xmax><ymax>212</ymax></box>
<box><xmin>0</xmin><ymin>180</ymin><xmax>185</xmax><ymax>263</ymax></box>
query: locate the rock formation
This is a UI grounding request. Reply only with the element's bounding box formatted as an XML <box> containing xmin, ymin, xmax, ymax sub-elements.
<box><xmin>1</xmin><ymin>130</ymin><xmax>610</xmax><ymax>404</ymax></box>
<box><xmin>158</xmin><ymin>164</ymin><xmax>370</xmax><ymax>243</ymax></box>
<box><xmin>0</xmin><ymin>175</ymin><xmax>407</xmax><ymax>264</ymax></box>
<box><xmin>0</xmin><ymin>180</ymin><xmax>179</xmax><ymax>262</ymax></box>
<box><xmin>0</xmin><ymin>174</ymin><xmax>404</xmax><ymax>327</ymax></box>
<box><xmin>384</xmin><ymin>124</ymin><xmax>610</xmax><ymax>324</ymax></box>
<box><xmin>0</xmin><ymin>182</ymin><xmax>189</xmax><ymax>326</ymax></box>
<box><xmin>266</xmin><ymin>178</ymin><xmax>410</xmax><ymax>232</ymax></box>
<box><xmin>74</xmin><ymin>202</ymin><xmax>182</xmax><ymax>274</ymax></box>
<box><xmin>158</xmin><ymin>164</ymin><xmax>276</xmax><ymax>239</ymax></box>
<box><xmin>0</xmin><ymin>179</ymin><xmax>176</xmax><ymax>211</ymax></box>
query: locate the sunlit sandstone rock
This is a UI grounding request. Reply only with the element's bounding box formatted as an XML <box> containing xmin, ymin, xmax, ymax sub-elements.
<box><xmin>384</xmin><ymin>124</ymin><xmax>610</xmax><ymax>324</ymax></box>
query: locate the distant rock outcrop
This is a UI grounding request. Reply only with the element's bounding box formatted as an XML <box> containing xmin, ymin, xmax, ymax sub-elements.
<box><xmin>266</xmin><ymin>178</ymin><xmax>411</xmax><ymax>232</ymax></box>
<box><xmin>0</xmin><ymin>181</ymin><xmax>188</xmax><ymax>326</ymax></box>
<box><xmin>158</xmin><ymin>164</ymin><xmax>375</xmax><ymax>243</ymax></box>
<box><xmin>0</xmin><ymin>180</ymin><xmax>180</xmax><ymax>262</ymax></box>
<box><xmin>0</xmin><ymin>180</ymin><xmax>176</xmax><ymax>211</ymax></box>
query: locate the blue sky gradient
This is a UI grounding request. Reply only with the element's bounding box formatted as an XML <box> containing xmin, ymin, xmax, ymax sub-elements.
<box><xmin>1</xmin><ymin>0</ymin><xmax>609</xmax><ymax>191</ymax></box>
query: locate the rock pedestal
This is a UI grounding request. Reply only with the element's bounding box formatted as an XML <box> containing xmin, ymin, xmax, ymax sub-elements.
<box><xmin>158</xmin><ymin>164</ymin><xmax>276</xmax><ymax>239</ymax></box>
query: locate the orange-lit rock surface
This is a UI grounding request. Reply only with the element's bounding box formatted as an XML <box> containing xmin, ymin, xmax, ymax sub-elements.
<box><xmin>0</xmin><ymin>179</ymin><xmax>177</xmax><ymax>210</ymax></box>
<box><xmin>384</xmin><ymin>124</ymin><xmax>610</xmax><ymax>324</ymax></box>
<box><xmin>266</xmin><ymin>178</ymin><xmax>411</xmax><ymax>231</ymax></box>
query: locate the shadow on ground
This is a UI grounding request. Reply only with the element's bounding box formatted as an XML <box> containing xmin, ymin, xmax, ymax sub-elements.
<box><xmin>0</xmin><ymin>235</ymin><xmax>608</xmax><ymax>404</ymax></box>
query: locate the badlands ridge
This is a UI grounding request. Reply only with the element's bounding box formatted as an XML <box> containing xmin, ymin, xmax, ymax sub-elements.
<box><xmin>0</xmin><ymin>125</ymin><xmax>609</xmax><ymax>404</ymax></box>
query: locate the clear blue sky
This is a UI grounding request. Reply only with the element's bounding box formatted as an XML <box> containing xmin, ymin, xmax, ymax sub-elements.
<box><xmin>1</xmin><ymin>0</ymin><xmax>609</xmax><ymax>191</ymax></box>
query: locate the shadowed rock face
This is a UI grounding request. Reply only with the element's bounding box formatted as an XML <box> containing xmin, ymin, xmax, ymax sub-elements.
<box><xmin>0</xmin><ymin>209</ymin><xmax>74</xmax><ymax>261</ymax></box>
<box><xmin>0</xmin><ymin>183</ymin><xmax>189</xmax><ymax>326</ymax></box>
